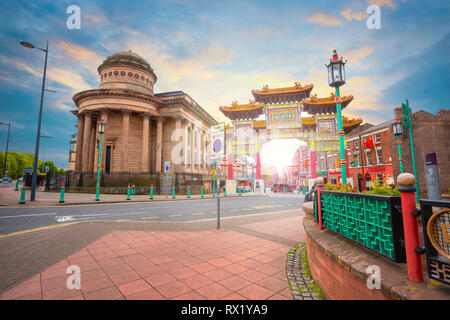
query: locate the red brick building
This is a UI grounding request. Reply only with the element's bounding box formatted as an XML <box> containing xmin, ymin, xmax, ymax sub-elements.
<box><xmin>391</xmin><ymin>109</ymin><xmax>450</xmax><ymax>198</ymax></box>
<box><xmin>346</xmin><ymin>120</ymin><xmax>395</xmax><ymax>191</ymax></box>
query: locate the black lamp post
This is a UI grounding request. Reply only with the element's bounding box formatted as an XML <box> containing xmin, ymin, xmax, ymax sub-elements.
<box><xmin>20</xmin><ymin>40</ymin><xmax>49</xmax><ymax>201</ymax></box>
<box><xmin>392</xmin><ymin>118</ymin><xmax>404</xmax><ymax>173</ymax></box>
<box><xmin>0</xmin><ymin>121</ymin><xmax>11</xmax><ymax>180</ymax></box>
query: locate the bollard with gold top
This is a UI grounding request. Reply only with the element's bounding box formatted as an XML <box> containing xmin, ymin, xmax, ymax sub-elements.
<box><xmin>398</xmin><ymin>172</ymin><xmax>423</xmax><ymax>282</ymax></box>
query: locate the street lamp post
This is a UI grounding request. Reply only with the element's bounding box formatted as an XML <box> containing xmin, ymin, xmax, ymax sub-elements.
<box><xmin>20</xmin><ymin>40</ymin><xmax>49</xmax><ymax>201</ymax></box>
<box><xmin>392</xmin><ymin>118</ymin><xmax>404</xmax><ymax>174</ymax></box>
<box><xmin>401</xmin><ymin>99</ymin><xmax>419</xmax><ymax>202</ymax></box>
<box><xmin>351</xmin><ymin>147</ymin><xmax>359</xmax><ymax>192</ymax></box>
<box><xmin>95</xmin><ymin>118</ymin><xmax>106</xmax><ymax>201</ymax></box>
<box><xmin>0</xmin><ymin>121</ymin><xmax>11</xmax><ymax>180</ymax></box>
<box><xmin>326</xmin><ymin>49</ymin><xmax>348</xmax><ymax>184</ymax></box>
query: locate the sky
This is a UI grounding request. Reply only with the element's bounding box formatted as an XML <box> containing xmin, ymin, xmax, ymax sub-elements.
<box><xmin>0</xmin><ymin>0</ymin><xmax>449</xmax><ymax>168</ymax></box>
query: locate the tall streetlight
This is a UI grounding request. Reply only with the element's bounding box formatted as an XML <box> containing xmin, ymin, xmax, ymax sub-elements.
<box><xmin>95</xmin><ymin>118</ymin><xmax>106</xmax><ymax>201</ymax></box>
<box><xmin>392</xmin><ymin>118</ymin><xmax>404</xmax><ymax>174</ymax></box>
<box><xmin>20</xmin><ymin>40</ymin><xmax>49</xmax><ymax>201</ymax></box>
<box><xmin>326</xmin><ymin>49</ymin><xmax>348</xmax><ymax>184</ymax></box>
<box><xmin>0</xmin><ymin>121</ymin><xmax>11</xmax><ymax>180</ymax></box>
<box><xmin>401</xmin><ymin>99</ymin><xmax>419</xmax><ymax>202</ymax></box>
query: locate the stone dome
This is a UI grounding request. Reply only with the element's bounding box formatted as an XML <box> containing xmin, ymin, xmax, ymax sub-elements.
<box><xmin>97</xmin><ymin>50</ymin><xmax>157</xmax><ymax>95</ymax></box>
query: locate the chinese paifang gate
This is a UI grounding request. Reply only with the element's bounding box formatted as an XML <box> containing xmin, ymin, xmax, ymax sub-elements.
<box><xmin>218</xmin><ymin>82</ymin><xmax>362</xmax><ymax>192</ymax></box>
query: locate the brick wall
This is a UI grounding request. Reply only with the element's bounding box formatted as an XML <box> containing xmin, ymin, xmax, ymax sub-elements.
<box><xmin>392</xmin><ymin>109</ymin><xmax>450</xmax><ymax>198</ymax></box>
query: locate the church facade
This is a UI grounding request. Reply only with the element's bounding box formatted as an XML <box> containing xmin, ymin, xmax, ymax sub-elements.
<box><xmin>71</xmin><ymin>51</ymin><xmax>217</xmax><ymax>176</ymax></box>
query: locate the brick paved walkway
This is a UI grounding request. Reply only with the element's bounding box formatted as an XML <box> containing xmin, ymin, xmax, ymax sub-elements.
<box><xmin>0</xmin><ymin>211</ymin><xmax>303</xmax><ymax>300</ymax></box>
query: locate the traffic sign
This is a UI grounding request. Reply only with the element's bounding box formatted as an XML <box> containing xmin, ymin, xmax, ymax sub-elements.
<box><xmin>210</xmin><ymin>123</ymin><xmax>225</xmax><ymax>160</ymax></box>
<box><xmin>164</xmin><ymin>161</ymin><xmax>170</xmax><ymax>173</ymax></box>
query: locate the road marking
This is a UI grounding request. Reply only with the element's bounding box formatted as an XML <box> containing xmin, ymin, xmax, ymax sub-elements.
<box><xmin>242</xmin><ymin>208</ymin><xmax>253</xmax><ymax>211</ymax></box>
<box><xmin>0</xmin><ymin>222</ymin><xmax>77</xmax><ymax>239</ymax></box>
<box><xmin>116</xmin><ymin>219</ymin><xmax>130</xmax><ymax>222</ymax></box>
<box><xmin>182</xmin><ymin>209</ymin><xmax>299</xmax><ymax>223</ymax></box>
<box><xmin>230</xmin><ymin>209</ymin><xmax>240</xmax><ymax>212</ymax></box>
<box><xmin>191</xmin><ymin>212</ymin><xmax>205</xmax><ymax>215</ymax></box>
<box><xmin>0</xmin><ymin>212</ymin><xmax>57</xmax><ymax>219</ymax></box>
<box><xmin>141</xmin><ymin>216</ymin><xmax>159</xmax><ymax>220</ymax></box>
<box><xmin>169</xmin><ymin>214</ymin><xmax>182</xmax><ymax>217</ymax></box>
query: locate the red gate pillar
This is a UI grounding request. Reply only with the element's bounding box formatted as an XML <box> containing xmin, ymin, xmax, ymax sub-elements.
<box><xmin>345</xmin><ymin>149</ymin><xmax>350</xmax><ymax>184</ymax></box>
<box><xmin>227</xmin><ymin>154</ymin><xmax>233</xmax><ymax>180</ymax></box>
<box><xmin>398</xmin><ymin>173</ymin><xmax>423</xmax><ymax>282</ymax></box>
<box><xmin>316</xmin><ymin>177</ymin><xmax>324</xmax><ymax>230</ymax></box>
<box><xmin>256</xmin><ymin>153</ymin><xmax>261</xmax><ymax>180</ymax></box>
<box><xmin>310</xmin><ymin>151</ymin><xmax>317</xmax><ymax>179</ymax></box>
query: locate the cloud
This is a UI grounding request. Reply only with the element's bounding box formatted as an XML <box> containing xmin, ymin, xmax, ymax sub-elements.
<box><xmin>47</xmin><ymin>67</ymin><xmax>91</xmax><ymax>92</ymax></box>
<box><xmin>57</xmin><ymin>42</ymin><xmax>103</xmax><ymax>76</ymax></box>
<box><xmin>345</xmin><ymin>46</ymin><xmax>374</xmax><ymax>65</ymax></box>
<box><xmin>341</xmin><ymin>8</ymin><xmax>367</xmax><ymax>21</ymax></box>
<box><xmin>367</xmin><ymin>0</ymin><xmax>396</xmax><ymax>8</ymax></box>
<box><xmin>307</xmin><ymin>13</ymin><xmax>342</xmax><ymax>27</ymax></box>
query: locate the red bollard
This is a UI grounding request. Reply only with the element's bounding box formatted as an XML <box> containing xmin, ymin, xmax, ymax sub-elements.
<box><xmin>316</xmin><ymin>177</ymin><xmax>325</xmax><ymax>230</ymax></box>
<box><xmin>398</xmin><ymin>173</ymin><xmax>423</xmax><ymax>282</ymax></box>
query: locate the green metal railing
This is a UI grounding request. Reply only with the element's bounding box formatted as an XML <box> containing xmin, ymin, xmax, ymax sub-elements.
<box><xmin>316</xmin><ymin>190</ymin><xmax>406</xmax><ymax>262</ymax></box>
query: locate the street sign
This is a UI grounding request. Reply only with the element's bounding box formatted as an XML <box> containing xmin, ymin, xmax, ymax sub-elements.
<box><xmin>164</xmin><ymin>160</ymin><xmax>170</xmax><ymax>173</ymax></box>
<box><xmin>210</xmin><ymin>123</ymin><xmax>225</xmax><ymax>160</ymax></box>
<box><xmin>23</xmin><ymin>167</ymin><xmax>33</xmax><ymax>174</ymax></box>
<box><xmin>45</xmin><ymin>165</ymin><xmax>49</xmax><ymax>173</ymax></box>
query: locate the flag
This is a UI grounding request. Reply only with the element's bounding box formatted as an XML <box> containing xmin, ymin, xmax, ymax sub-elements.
<box><xmin>364</xmin><ymin>136</ymin><xmax>374</xmax><ymax>149</ymax></box>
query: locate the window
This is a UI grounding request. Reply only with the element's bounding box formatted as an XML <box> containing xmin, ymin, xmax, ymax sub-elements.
<box><xmin>353</xmin><ymin>140</ymin><xmax>359</xmax><ymax>148</ymax></box>
<box><xmin>376</xmin><ymin>173</ymin><xmax>383</xmax><ymax>183</ymax></box>
<box><xmin>366</xmin><ymin>150</ymin><xmax>372</xmax><ymax>165</ymax></box>
<box><xmin>376</xmin><ymin>148</ymin><xmax>382</xmax><ymax>164</ymax></box>
<box><xmin>374</xmin><ymin>133</ymin><xmax>381</xmax><ymax>144</ymax></box>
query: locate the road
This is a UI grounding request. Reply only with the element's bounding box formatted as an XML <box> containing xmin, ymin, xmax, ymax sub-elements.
<box><xmin>0</xmin><ymin>193</ymin><xmax>303</xmax><ymax>236</ymax></box>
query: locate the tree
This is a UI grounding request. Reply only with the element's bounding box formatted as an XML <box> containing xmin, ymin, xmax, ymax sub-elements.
<box><xmin>0</xmin><ymin>152</ymin><xmax>65</xmax><ymax>179</ymax></box>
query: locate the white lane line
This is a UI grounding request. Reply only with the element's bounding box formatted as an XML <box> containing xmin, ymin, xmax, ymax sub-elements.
<box><xmin>0</xmin><ymin>213</ymin><xmax>57</xmax><ymax>219</ymax></box>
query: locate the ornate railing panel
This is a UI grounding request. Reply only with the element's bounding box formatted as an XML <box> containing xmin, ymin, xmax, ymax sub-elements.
<box><xmin>420</xmin><ymin>199</ymin><xmax>450</xmax><ymax>285</ymax></box>
<box><xmin>318</xmin><ymin>191</ymin><xmax>406</xmax><ymax>262</ymax></box>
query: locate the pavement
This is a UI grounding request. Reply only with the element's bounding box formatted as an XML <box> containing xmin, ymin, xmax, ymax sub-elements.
<box><xmin>0</xmin><ymin>183</ymin><xmax>265</xmax><ymax>207</ymax></box>
<box><xmin>0</xmin><ymin>187</ymin><xmax>307</xmax><ymax>300</ymax></box>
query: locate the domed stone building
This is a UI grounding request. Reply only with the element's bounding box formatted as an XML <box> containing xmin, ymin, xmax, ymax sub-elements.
<box><xmin>71</xmin><ymin>51</ymin><xmax>217</xmax><ymax>176</ymax></box>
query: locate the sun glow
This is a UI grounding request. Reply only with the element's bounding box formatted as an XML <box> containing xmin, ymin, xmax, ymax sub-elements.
<box><xmin>260</xmin><ymin>139</ymin><xmax>306</xmax><ymax>173</ymax></box>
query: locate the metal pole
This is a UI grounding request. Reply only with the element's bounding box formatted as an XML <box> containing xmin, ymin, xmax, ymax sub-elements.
<box><xmin>397</xmin><ymin>136</ymin><xmax>404</xmax><ymax>173</ymax></box>
<box><xmin>217</xmin><ymin>176</ymin><xmax>220</xmax><ymax>229</ymax></box>
<box><xmin>2</xmin><ymin>121</ymin><xmax>10</xmax><ymax>179</ymax></box>
<box><xmin>95</xmin><ymin>131</ymin><xmax>103</xmax><ymax>201</ymax></box>
<box><xmin>335</xmin><ymin>86</ymin><xmax>347</xmax><ymax>184</ymax></box>
<box><xmin>30</xmin><ymin>40</ymin><xmax>48</xmax><ymax>201</ymax></box>
<box><xmin>406</xmin><ymin>100</ymin><xmax>419</xmax><ymax>202</ymax></box>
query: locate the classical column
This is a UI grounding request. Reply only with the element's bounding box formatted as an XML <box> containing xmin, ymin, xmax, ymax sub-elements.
<box><xmin>81</xmin><ymin>111</ymin><xmax>92</xmax><ymax>172</ymax></box>
<box><xmin>190</xmin><ymin>123</ymin><xmax>194</xmax><ymax>173</ymax></box>
<box><xmin>155</xmin><ymin>117</ymin><xmax>163</xmax><ymax>172</ymax></box>
<box><xmin>99</xmin><ymin>109</ymin><xmax>109</xmax><ymax>173</ymax></box>
<box><xmin>142</xmin><ymin>112</ymin><xmax>151</xmax><ymax>172</ymax></box>
<box><xmin>174</xmin><ymin>116</ymin><xmax>183</xmax><ymax>173</ymax></box>
<box><xmin>88</xmin><ymin>122</ymin><xmax>96</xmax><ymax>172</ymax></box>
<box><xmin>121</xmin><ymin>109</ymin><xmax>131</xmax><ymax>172</ymax></box>
<box><xmin>75</xmin><ymin>113</ymin><xmax>84</xmax><ymax>171</ymax></box>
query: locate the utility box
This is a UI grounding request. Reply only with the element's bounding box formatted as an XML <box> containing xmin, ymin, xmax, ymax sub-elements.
<box><xmin>424</xmin><ymin>152</ymin><xmax>441</xmax><ymax>200</ymax></box>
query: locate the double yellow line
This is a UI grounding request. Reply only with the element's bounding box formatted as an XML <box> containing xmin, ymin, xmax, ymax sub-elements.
<box><xmin>0</xmin><ymin>222</ymin><xmax>77</xmax><ymax>239</ymax></box>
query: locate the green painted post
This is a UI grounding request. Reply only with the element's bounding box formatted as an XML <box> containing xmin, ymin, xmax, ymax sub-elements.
<box><xmin>127</xmin><ymin>184</ymin><xmax>131</xmax><ymax>200</ymax></box>
<box><xmin>224</xmin><ymin>188</ymin><xmax>227</xmax><ymax>197</ymax></box>
<box><xmin>172</xmin><ymin>185</ymin><xmax>176</xmax><ymax>199</ymax></box>
<box><xmin>402</xmin><ymin>100</ymin><xmax>419</xmax><ymax>202</ymax></box>
<box><xmin>59</xmin><ymin>184</ymin><xmax>65</xmax><ymax>203</ymax></box>
<box><xmin>239</xmin><ymin>188</ymin><xmax>241</xmax><ymax>196</ymax></box>
<box><xmin>15</xmin><ymin>180</ymin><xmax>19</xmax><ymax>191</ymax></box>
<box><xmin>397</xmin><ymin>136</ymin><xmax>404</xmax><ymax>173</ymax></box>
<box><xmin>19</xmin><ymin>188</ymin><xmax>26</xmax><ymax>204</ymax></box>
<box><xmin>201</xmin><ymin>187</ymin><xmax>204</xmax><ymax>198</ymax></box>
<box><xmin>149</xmin><ymin>184</ymin><xmax>153</xmax><ymax>200</ymax></box>
<box><xmin>335</xmin><ymin>86</ymin><xmax>348</xmax><ymax>184</ymax></box>
<box><xmin>264</xmin><ymin>187</ymin><xmax>266</xmax><ymax>194</ymax></box>
<box><xmin>95</xmin><ymin>130</ymin><xmax>103</xmax><ymax>201</ymax></box>
<box><xmin>212</xmin><ymin>161</ymin><xmax>216</xmax><ymax>198</ymax></box>
<box><xmin>187</xmin><ymin>186</ymin><xmax>190</xmax><ymax>198</ymax></box>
